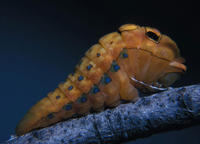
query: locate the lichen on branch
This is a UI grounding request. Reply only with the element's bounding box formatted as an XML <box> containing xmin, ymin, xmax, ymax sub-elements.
<box><xmin>5</xmin><ymin>84</ymin><xmax>200</xmax><ymax>144</ymax></box>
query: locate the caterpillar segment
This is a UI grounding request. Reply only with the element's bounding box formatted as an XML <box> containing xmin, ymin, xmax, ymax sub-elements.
<box><xmin>16</xmin><ymin>24</ymin><xmax>186</xmax><ymax>136</ymax></box>
<box><xmin>99</xmin><ymin>72</ymin><xmax>121</xmax><ymax>107</ymax></box>
<box><xmin>85</xmin><ymin>44</ymin><xmax>113</xmax><ymax>72</ymax></box>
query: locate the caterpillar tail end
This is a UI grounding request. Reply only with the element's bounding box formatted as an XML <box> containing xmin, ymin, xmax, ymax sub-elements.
<box><xmin>15</xmin><ymin>113</ymin><xmax>34</xmax><ymax>136</ymax></box>
<box><xmin>15</xmin><ymin>97</ymin><xmax>58</xmax><ymax>136</ymax></box>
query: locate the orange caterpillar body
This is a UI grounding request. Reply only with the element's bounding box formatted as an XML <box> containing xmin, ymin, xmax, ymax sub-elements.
<box><xmin>16</xmin><ymin>24</ymin><xmax>186</xmax><ymax>136</ymax></box>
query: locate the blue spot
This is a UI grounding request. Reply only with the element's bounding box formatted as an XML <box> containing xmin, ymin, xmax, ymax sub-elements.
<box><xmin>78</xmin><ymin>75</ymin><xmax>84</xmax><ymax>81</ymax></box>
<box><xmin>93</xmin><ymin>86</ymin><xmax>100</xmax><ymax>94</ymax></box>
<box><xmin>111</xmin><ymin>61</ymin><xmax>120</xmax><ymax>72</ymax></box>
<box><xmin>80</xmin><ymin>97</ymin><xmax>87</xmax><ymax>103</ymax></box>
<box><xmin>114</xmin><ymin>64</ymin><xmax>120</xmax><ymax>72</ymax></box>
<box><xmin>56</xmin><ymin>96</ymin><xmax>60</xmax><ymax>99</ymax></box>
<box><xmin>87</xmin><ymin>64</ymin><xmax>93</xmax><ymax>70</ymax></box>
<box><xmin>68</xmin><ymin>85</ymin><xmax>73</xmax><ymax>90</ymax></box>
<box><xmin>105</xmin><ymin>76</ymin><xmax>112</xmax><ymax>84</ymax></box>
<box><xmin>123</xmin><ymin>53</ymin><xmax>128</xmax><ymax>58</ymax></box>
<box><xmin>63</xmin><ymin>104</ymin><xmax>72</xmax><ymax>110</ymax></box>
<box><xmin>100</xmin><ymin>74</ymin><xmax>112</xmax><ymax>85</ymax></box>
<box><xmin>47</xmin><ymin>113</ymin><xmax>54</xmax><ymax>119</ymax></box>
<box><xmin>77</xmin><ymin>94</ymin><xmax>87</xmax><ymax>103</ymax></box>
<box><xmin>97</xmin><ymin>53</ymin><xmax>101</xmax><ymax>57</ymax></box>
<box><xmin>120</xmin><ymin>48</ymin><xmax>128</xmax><ymax>59</ymax></box>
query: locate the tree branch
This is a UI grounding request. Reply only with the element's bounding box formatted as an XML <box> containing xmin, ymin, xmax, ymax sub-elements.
<box><xmin>5</xmin><ymin>84</ymin><xmax>200</xmax><ymax>144</ymax></box>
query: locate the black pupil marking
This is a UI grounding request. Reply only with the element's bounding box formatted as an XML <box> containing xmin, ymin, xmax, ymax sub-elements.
<box><xmin>146</xmin><ymin>31</ymin><xmax>159</xmax><ymax>42</ymax></box>
<box><xmin>56</xmin><ymin>96</ymin><xmax>60</xmax><ymax>99</ymax></box>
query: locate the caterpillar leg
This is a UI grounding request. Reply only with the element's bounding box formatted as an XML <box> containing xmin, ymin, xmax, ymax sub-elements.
<box><xmin>109</xmin><ymin>69</ymin><xmax>139</xmax><ymax>102</ymax></box>
<box><xmin>88</xmin><ymin>91</ymin><xmax>105</xmax><ymax>112</ymax></box>
<box><xmin>101</xmin><ymin>80</ymin><xmax>120</xmax><ymax>107</ymax></box>
<box><xmin>120</xmin><ymin>81</ymin><xmax>139</xmax><ymax>102</ymax></box>
<box><xmin>73</xmin><ymin>93</ymin><xmax>92</xmax><ymax>115</ymax></box>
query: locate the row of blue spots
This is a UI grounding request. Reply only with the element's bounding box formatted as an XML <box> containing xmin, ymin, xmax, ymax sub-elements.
<box><xmin>47</xmin><ymin>103</ymin><xmax>73</xmax><ymax>119</ymax></box>
<box><xmin>75</xmin><ymin>85</ymin><xmax>100</xmax><ymax>104</ymax></box>
<box><xmin>64</xmin><ymin>59</ymin><xmax>121</xmax><ymax>108</ymax></box>
<box><xmin>49</xmin><ymin>49</ymin><xmax>127</xmax><ymax>119</ymax></box>
<box><xmin>67</xmin><ymin>75</ymin><xmax>84</xmax><ymax>92</ymax></box>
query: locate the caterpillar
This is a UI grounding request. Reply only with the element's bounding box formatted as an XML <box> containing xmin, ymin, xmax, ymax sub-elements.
<box><xmin>16</xmin><ymin>24</ymin><xmax>186</xmax><ymax>136</ymax></box>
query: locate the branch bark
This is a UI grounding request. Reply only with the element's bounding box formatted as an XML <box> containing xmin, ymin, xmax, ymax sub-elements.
<box><xmin>5</xmin><ymin>84</ymin><xmax>200</xmax><ymax>144</ymax></box>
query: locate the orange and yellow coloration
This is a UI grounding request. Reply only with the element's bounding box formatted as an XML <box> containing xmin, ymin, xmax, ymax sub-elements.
<box><xmin>16</xmin><ymin>24</ymin><xmax>186</xmax><ymax>136</ymax></box>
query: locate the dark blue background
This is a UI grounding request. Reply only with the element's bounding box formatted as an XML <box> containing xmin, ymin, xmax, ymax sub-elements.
<box><xmin>0</xmin><ymin>1</ymin><xmax>200</xmax><ymax>143</ymax></box>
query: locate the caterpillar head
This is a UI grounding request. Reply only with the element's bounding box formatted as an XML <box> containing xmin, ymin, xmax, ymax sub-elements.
<box><xmin>120</xmin><ymin>24</ymin><xmax>186</xmax><ymax>89</ymax></box>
